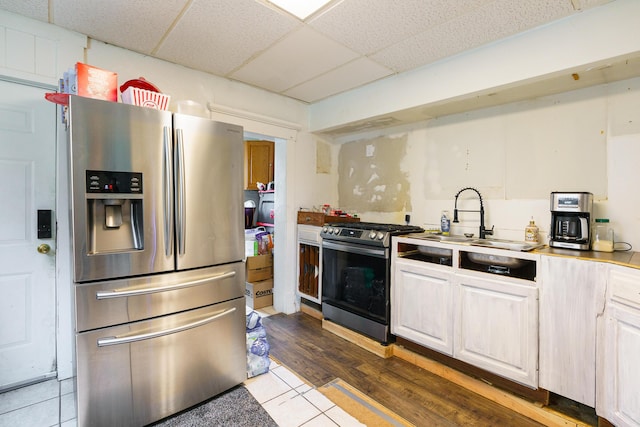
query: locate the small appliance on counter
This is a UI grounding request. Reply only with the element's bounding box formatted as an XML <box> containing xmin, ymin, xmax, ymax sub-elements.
<box><xmin>549</xmin><ymin>192</ymin><xmax>593</xmax><ymax>250</ymax></box>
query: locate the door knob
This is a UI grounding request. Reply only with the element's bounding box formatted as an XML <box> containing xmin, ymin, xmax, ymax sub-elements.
<box><xmin>37</xmin><ymin>243</ymin><xmax>51</xmax><ymax>254</ymax></box>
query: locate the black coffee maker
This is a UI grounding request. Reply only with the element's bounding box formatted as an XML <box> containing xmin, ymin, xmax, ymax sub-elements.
<box><xmin>549</xmin><ymin>192</ymin><xmax>593</xmax><ymax>250</ymax></box>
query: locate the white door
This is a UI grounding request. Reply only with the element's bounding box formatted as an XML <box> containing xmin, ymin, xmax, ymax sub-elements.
<box><xmin>0</xmin><ymin>80</ymin><xmax>57</xmax><ymax>389</ymax></box>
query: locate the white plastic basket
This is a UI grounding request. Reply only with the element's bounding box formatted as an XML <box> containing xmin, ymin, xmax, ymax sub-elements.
<box><xmin>121</xmin><ymin>87</ymin><xmax>170</xmax><ymax>110</ymax></box>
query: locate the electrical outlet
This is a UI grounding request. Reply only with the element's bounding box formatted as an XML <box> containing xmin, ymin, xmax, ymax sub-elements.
<box><xmin>366</xmin><ymin>144</ymin><xmax>375</xmax><ymax>157</ymax></box>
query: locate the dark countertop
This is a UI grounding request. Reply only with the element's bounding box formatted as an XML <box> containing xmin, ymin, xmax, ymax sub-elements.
<box><xmin>535</xmin><ymin>246</ymin><xmax>640</xmax><ymax>269</ymax></box>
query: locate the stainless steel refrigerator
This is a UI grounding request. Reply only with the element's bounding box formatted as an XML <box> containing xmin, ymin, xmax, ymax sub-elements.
<box><xmin>67</xmin><ymin>96</ymin><xmax>246</xmax><ymax>427</ymax></box>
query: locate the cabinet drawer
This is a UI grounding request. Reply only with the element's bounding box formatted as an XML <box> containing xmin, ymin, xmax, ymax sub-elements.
<box><xmin>610</xmin><ymin>268</ymin><xmax>640</xmax><ymax>308</ymax></box>
<box><xmin>76</xmin><ymin>298</ymin><xmax>246</xmax><ymax>427</ymax></box>
<box><xmin>298</xmin><ymin>224</ymin><xmax>322</xmax><ymax>243</ymax></box>
<box><xmin>298</xmin><ymin>211</ymin><xmax>325</xmax><ymax>226</ymax></box>
<box><xmin>297</xmin><ymin>211</ymin><xmax>361</xmax><ymax>226</ymax></box>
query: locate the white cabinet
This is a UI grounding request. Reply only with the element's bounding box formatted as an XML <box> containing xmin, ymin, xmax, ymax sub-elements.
<box><xmin>539</xmin><ymin>256</ymin><xmax>607</xmax><ymax>406</ymax></box>
<box><xmin>455</xmin><ymin>272</ymin><xmax>538</xmax><ymax>388</ymax></box>
<box><xmin>598</xmin><ymin>266</ymin><xmax>640</xmax><ymax>427</ymax></box>
<box><xmin>392</xmin><ymin>237</ymin><xmax>539</xmax><ymax>388</ymax></box>
<box><xmin>393</xmin><ymin>259</ymin><xmax>454</xmax><ymax>355</ymax></box>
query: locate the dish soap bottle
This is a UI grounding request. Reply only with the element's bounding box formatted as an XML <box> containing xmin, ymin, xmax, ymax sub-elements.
<box><xmin>441</xmin><ymin>211</ymin><xmax>451</xmax><ymax>236</ymax></box>
<box><xmin>592</xmin><ymin>218</ymin><xmax>614</xmax><ymax>252</ymax></box>
<box><xmin>524</xmin><ymin>218</ymin><xmax>539</xmax><ymax>243</ymax></box>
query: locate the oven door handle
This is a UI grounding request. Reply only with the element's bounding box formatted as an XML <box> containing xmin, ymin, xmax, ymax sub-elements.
<box><xmin>95</xmin><ymin>271</ymin><xmax>236</xmax><ymax>299</ymax></box>
<box><xmin>322</xmin><ymin>241</ymin><xmax>387</xmax><ymax>258</ymax></box>
<box><xmin>96</xmin><ymin>307</ymin><xmax>236</xmax><ymax>347</ymax></box>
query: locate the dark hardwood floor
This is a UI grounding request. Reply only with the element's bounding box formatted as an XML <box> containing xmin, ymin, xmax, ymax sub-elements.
<box><xmin>262</xmin><ymin>312</ymin><xmax>544</xmax><ymax>427</ymax></box>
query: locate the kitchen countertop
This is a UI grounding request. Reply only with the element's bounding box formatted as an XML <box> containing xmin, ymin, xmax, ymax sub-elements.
<box><xmin>397</xmin><ymin>232</ymin><xmax>640</xmax><ymax>269</ymax></box>
<box><xmin>534</xmin><ymin>246</ymin><xmax>640</xmax><ymax>269</ymax></box>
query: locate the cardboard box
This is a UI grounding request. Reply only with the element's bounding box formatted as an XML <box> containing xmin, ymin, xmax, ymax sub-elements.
<box><xmin>75</xmin><ymin>62</ymin><xmax>117</xmax><ymax>101</ymax></box>
<box><xmin>245</xmin><ymin>279</ymin><xmax>273</xmax><ymax>309</ymax></box>
<box><xmin>246</xmin><ymin>254</ymin><xmax>273</xmax><ymax>282</ymax></box>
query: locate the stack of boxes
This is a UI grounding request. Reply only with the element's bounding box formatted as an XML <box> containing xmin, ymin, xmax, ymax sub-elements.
<box><xmin>245</xmin><ymin>254</ymin><xmax>273</xmax><ymax>309</ymax></box>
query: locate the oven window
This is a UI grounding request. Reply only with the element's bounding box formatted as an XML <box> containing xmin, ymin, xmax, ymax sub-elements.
<box><xmin>322</xmin><ymin>245</ymin><xmax>389</xmax><ymax>322</ymax></box>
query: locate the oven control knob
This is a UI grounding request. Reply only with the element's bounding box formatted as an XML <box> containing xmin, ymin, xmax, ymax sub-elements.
<box><xmin>377</xmin><ymin>232</ymin><xmax>385</xmax><ymax>240</ymax></box>
<box><xmin>322</xmin><ymin>226</ymin><xmax>329</xmax><ymax>233</ymax></box>
<box><xmin>369</xmin><ymin>231</ymin><xmax>377</xmax><ymax>239</ymax></box>
<box><xmin>331</xmin><ymin>227</ymin><xmax>339</xmax><ymax>234</ymax></box>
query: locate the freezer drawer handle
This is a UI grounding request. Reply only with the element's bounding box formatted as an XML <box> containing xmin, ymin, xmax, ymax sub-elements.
<box><xmin>96</xmin><ymin>307</ymin><xmax>237</xmax><ymax>347</ymax></box>
<box><xmin>95</xmin><ymin>271</ymin><xmax>236</xmax><ymax>299</ymax></box>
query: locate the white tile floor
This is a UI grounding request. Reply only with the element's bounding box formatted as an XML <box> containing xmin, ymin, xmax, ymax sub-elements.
<box><xmin>248</xmin><ymin>359</ymin><xmax>365</xmax><ymax>427</ymax></box>
<box><xmin>0</xmin><ymin>377</ymin><xmax>76</xmax><ymax>427</ymax></box>
<box><xmin>0</xmin><ymin>361</ymin><xmax>363</xmax><ymax>427</ymax></box>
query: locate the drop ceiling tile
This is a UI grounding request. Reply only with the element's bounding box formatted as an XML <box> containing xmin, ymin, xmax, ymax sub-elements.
<box><xmin>284</xmin><ymin>57</ymin><xmax>393</xmax><ymax>102</ymax></box>
<box><xmin>372</xmin><ymin>0</ymin><xmax>579</xmax><ymax>73</ymax></box>
<box><xmin>51</xmin><ymin>0</ymin><xmax>188</xmax><ymax>54</ymax></box>
<box><xmin>0</xmin><ymin>0</ymin><xmax>618</xmax><ymax>103</ymax></box>
<box><xmin>156</xmin><ymin>0</ymin><xmax>299</xmax><ymax>76</ymax></box>
<box><xmin>230</xmin><ymin>25</ymin><xmax>359</xmax><ymax>93</ymax></box>
<box><xmin>0</xmin><ymin>0</ymin><xmax>49</xmax><ymax>22</ymax></box>
<box><xmin>309</xmin><ymin>0</ymin><xmax>493</xmax><ymax>55</ymax></box>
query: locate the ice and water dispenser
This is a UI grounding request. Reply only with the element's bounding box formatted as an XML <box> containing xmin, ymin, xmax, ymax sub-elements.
<box><xmin>85</xmin><ymin>170</ymin><xmax>144</xmax><ymax>253</ymax></box>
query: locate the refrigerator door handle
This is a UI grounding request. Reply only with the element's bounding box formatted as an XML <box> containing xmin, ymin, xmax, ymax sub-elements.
<box><xmin>96</xmin><ymin>307</ymin><xmax>237</xmax><ymax>347</ymax></box>
<box><xmin>176</xmin><ymin>128</ymin><xmax>186</xmax><ymax>255</ymax></box>
<box><xmin>163</xmin><ymin>126</ymin><xmax>173</xmax><ymax>257</ymax></box>
<box><xmin>95</xmin><ymin>270</ymin><xmax>236</xmax><ymax>299</ymax></box>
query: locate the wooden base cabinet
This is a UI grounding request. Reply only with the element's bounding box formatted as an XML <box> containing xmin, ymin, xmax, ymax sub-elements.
<box><xmin>392</xmin><ymin>259</ymin><xmax>454</xmax><ymax>356</ymax></box>
<box><xmin>297</xmin><ymin>225</ymin><xmax>322</xmax><ymax>304</ymax></box>
<box><xmin>454</xmin><ymin>273</ymin><xmax>538</xmax><ymax>388</ymax></box>
<box><xmin>597</xmin><ymin>267</ymin><xmax>640</xmax><ymax>427</ymax></box>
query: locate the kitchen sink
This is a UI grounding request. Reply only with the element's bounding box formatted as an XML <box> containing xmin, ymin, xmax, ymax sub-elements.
<box><xmin>408</xmin><ymin>233</ymin><xmax>544</xmax><ymax>253</ymax></box>
<box><xmin>417</xmin><ymin>245</ymin><xmax>453</xmax><ymax>258</ymax></box>
<box><xmin>411</xmin><ymin>233</ymin><xmax>474</xmax><ymax>243</ymax></box>
<box><xmin>466</xmin><ymin>252</ymin><xmax>528</xmax><ymax>268</ymax></box>
<box><xmin>470</xmin><ymin>238</ymin><xmax>544</xmax><ymax>252</ymax></box>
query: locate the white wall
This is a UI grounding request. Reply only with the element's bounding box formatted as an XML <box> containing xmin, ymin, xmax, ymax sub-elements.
<box><xmin>334</xmin><ymin>76</ymin><xmax>640</xmax><ymax>250</ymax></box>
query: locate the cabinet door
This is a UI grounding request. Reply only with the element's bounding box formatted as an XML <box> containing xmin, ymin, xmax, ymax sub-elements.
<box><xmin>454</xmin><ymin>274</ymin><xmax>538</xmax><ymax>387</ymax></box>
<box><xmin>244</xmin><ymin>140</ymin><xmax>274</xmax><ymax>190</ymax></box>
<box><xmin>392</xmin><ymin>260</ymin><xmax>454</xmax><ymax>355</ymax></box>
<box><xmin>599</xmin><ymin>267</ymin><xmax>640</xmax><ymax>426</ymax></box>
<box><xmin>297</xmin><ymin>225</ymin><xmax>323</xmax><ymax>303</ymax></box>
<box><xmin>539</xmin><ymin>256</ymin><xmax>606</xmax><ymax>406</ymax></box>
<box><xmin>298</xmin><ymin>243</ymin><xmax>320</xmax><ymax>301</ymax></box>
<box><xmin>601</xmin><ymin>305</ymin><xmax>640</xmax><ymax>427</ymax></box>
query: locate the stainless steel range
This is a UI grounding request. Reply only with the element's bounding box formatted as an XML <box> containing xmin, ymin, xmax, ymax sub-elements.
<box><xmin>321</xmin><ymin>222</ymin><xmax>423</xmax><ymax>344</ymax></box>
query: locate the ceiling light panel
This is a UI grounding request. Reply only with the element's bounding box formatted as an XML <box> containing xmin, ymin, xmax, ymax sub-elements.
<box><xmin>267</xmin><ymin>0</ymin><xmax>332</xmax><ymax>19</ymax></box>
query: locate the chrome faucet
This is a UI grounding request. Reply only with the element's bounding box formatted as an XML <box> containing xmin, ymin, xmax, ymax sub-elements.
<box><xmin>452</xmin><ymin>187</ymin><xmax>494</xmax><ymax>239</ymax></box>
